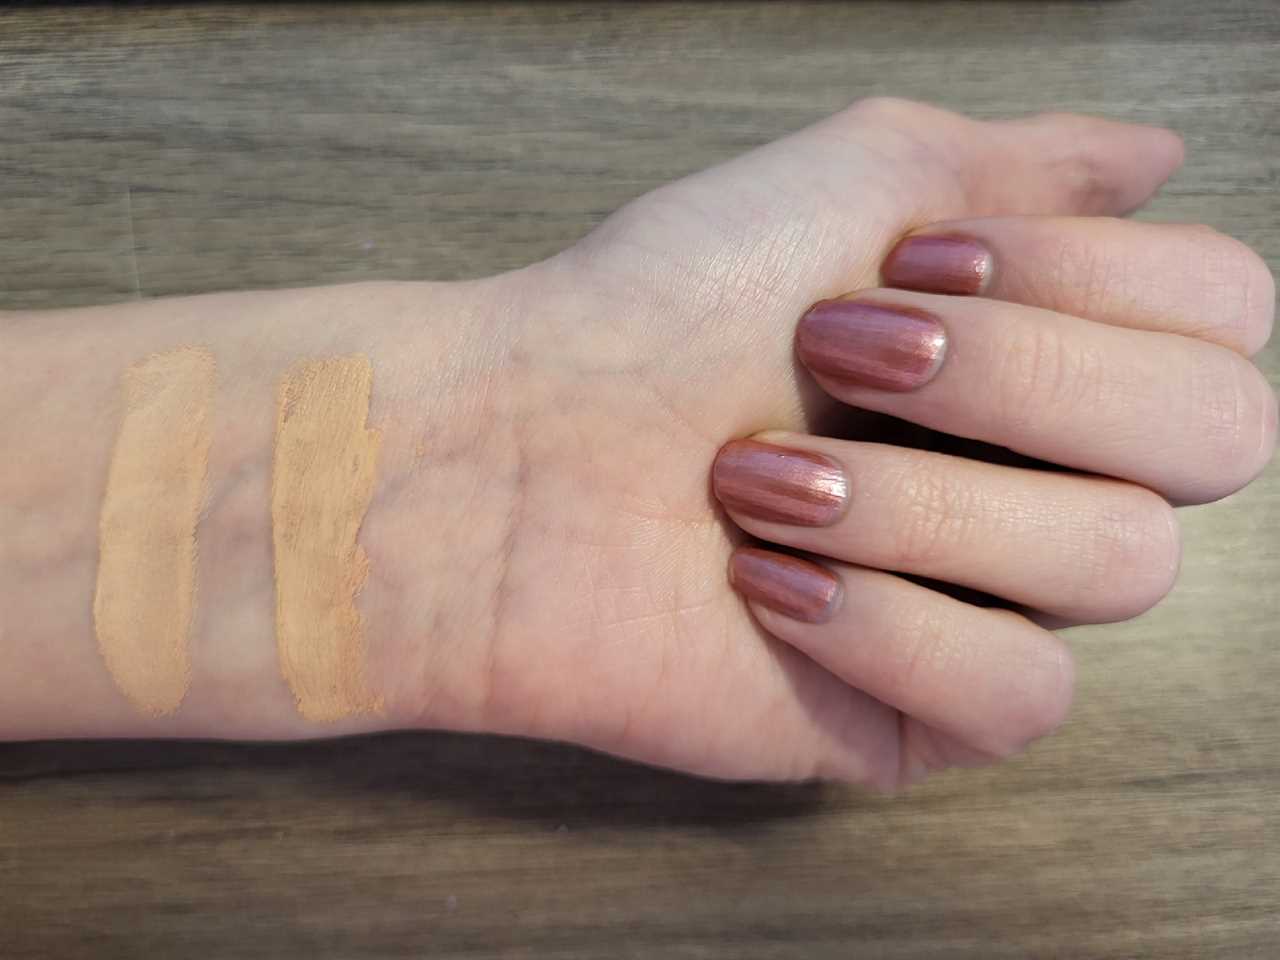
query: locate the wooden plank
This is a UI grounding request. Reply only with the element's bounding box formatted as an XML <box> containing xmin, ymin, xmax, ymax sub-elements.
<box><xmin>1</xmin><ymin>2</ymin><xmax>1277</xmax><ymax>956</ymax></box>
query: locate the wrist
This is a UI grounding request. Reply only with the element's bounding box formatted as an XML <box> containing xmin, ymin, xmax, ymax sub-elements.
<box><xmin>353</xmin><ymin>273</ymin><xmax>526</xmax><ymax>737</ymax></box>
<box><xmin>365</xmin><ymin>260</ymin><xmax>608</xmax><ymax>741</ymax></box>
<box><xmin>0</xmin><ymin>274</ymin><xmax>553</xmax><ymax>742</ymax></box>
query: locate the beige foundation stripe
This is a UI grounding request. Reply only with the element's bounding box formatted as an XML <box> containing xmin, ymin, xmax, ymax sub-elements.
<box><xmin>272</xmin><ymin>355</ymin><xmax>383</xmax><ymax>722</ymax></box>
<box><xmin>94</xmin><ymin>346</ymin><xmax>215</xmax><ymax>715</ymax></box>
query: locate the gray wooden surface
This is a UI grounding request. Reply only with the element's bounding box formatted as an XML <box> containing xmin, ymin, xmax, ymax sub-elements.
<box><xmin>1</xmin><ymin>2</ymin><xmax>1277</xmax><ymax>957</ymax></box>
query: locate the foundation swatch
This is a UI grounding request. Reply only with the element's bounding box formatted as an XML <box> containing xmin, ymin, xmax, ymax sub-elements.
<box><xmin>94</xmin><ymin>346</ymin><xmax>215</xmax><ymax>715</ymax></box>
<box><xmin>272</xmin><ymin>355</ymin><xmax>383</xmax><ymax>721</ymax></box>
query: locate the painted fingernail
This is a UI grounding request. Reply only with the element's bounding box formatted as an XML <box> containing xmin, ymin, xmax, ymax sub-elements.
<box><xmin>796</xmin><ymin>299</ymin><xmax>947</xmax><ymax>392</ymax></box>
<box><xmin>729</xmin><ymin>547</ymin><xmax>843</xmax><ymax>624</ymax></box>
<box><xmin>882</xmin><ymin>235</ymin><xmax>992</xmax><ymax>296</ymax></box>
<box><xmin>713</xmin><ymin>439</ymin><xmax>848</xmax><ymax>526</ymax></box>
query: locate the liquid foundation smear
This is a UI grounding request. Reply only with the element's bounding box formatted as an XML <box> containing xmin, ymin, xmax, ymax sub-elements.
<box><xmin>94</xmin><ymin>346</ymin><xmax>215</xmax><ymax>715</ymax></box>
<box><xmin>272</xmin><ymin>355</ymin><xmax>382</xmax><ymax>721</ymax></box>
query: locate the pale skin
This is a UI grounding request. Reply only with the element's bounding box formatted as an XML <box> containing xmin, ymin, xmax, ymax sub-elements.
<box><xmin>0</xmin><ymin>99</ymin><xmax>1275</xmax><ymax>789</ymax></box>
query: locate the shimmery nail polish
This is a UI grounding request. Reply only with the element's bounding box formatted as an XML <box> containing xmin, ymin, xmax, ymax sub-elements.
<box><xmin>729</xmin><ymin>547</ymin><xmax>843</xmax><ymax>624</ymax></box>
<box><xmin>713</xmin><ymin>439</ymin><xmax>848</xmax><ymax>527</ymax></box>
<box><xmin>796</xmin><ymin>300</ymin><xmax>947</xmax><ymax>392</ymax></box>
<box><xmin>882</xmin><ymin>235</ymin><xmax>992</xmax><ymax>296</ymax></box>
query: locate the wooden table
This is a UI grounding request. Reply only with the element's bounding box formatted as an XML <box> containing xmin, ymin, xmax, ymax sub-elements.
<box><xmin>2</xmin><ymin>3</ymin><xmax>1277</xmax><ymax>956</ymax></box>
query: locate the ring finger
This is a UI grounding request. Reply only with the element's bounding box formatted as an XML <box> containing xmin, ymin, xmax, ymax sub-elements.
<box><xmin>713</xmin><ymin>432</ymin><xmax>1179</xmax><ymax>622</ymax></box>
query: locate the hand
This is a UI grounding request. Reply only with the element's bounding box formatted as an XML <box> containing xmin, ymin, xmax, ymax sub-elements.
<box><xmin>8</xmin><ymin>100</ymin><xmax>1272</xmax><ymax>789</ymax></box>
<box><xmin>413</xmin><ymin>98</ymin><xmax>1274</xmax><ymax>788</ymax></box>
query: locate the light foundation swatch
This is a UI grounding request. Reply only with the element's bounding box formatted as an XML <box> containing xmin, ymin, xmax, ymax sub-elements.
<box><xmin>272</xmin><ymin>355</ymin><xmax>383</xmax><ymax>721</ymax></box>
<box><xmin>94</xmin><ymin>346</ymin><xmax>215</xmax><ymax>715</ymax></box>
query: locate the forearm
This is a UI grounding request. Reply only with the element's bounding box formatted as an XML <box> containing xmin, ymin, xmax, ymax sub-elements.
<box><xmin>0</xmin><ymin>278</ymin><xmax>521</xmax><ymax>741</ymax></box>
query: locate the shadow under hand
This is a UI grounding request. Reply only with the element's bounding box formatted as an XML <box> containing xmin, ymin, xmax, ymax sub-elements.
<box><xmin>0</xmin><ymin>730</ymin><xmax>853</xmax><ymax>830</ymax></box>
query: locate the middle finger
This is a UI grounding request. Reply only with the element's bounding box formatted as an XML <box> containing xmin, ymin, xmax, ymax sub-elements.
<box><xmin>795</xmin><ymin>290</ymin><xmax>1276</xmax><ymax>504</ymax></box>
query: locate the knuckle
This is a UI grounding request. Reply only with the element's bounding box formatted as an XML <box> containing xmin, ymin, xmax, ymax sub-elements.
<box><xmin>890</xmin><ymin>601</ymin><xmax>1075</xmax><ymax>760</ymax></box>
<box><xmin>978</xmin><ymin>619</ymin><xmax>1076</xmax><ymax>760</ymax></box>
<box><xmin>1063</xmin><ymin>153</ymin><xmax>1111</xmax><ymax>213</ymax></box>
<box><xmin>1037</xmin><ymin>231</ymin><xmax>1099</xmax><ymax>315</ymax></box>
<box><xmin>1230</xmin><ymin>239</ymin><xmax>1275</xmax><ymax>354</ymax></box>
<box><xmin>891</xmin><ymin>600</ymin><xmax>962</xmax><ymax>700</ymax></box>
<box><xmin>1010</xmin><ymin>630</ymin><xmax>1076</xmax><ymax>750</ymax></box>
<box><xmin>1044</xmin><ymin>223</ymin><xmax>1152</xmax><ymax>322</ymax></box>
<box><xmin>1023</xmin><ymin>115</ymin><xmax>1115</xmax><ymax>211</ymax></box>
<box><xmin>995</xmin><ymin>319</ymin><xmax>1107</xmax><ymax>435</ymax></box>
<box><xmin>845</xmin><ymin>95</ymin><xmax>922</xmax><ymax>125</ymax></box>
<box><xmin>1188</xmin><ymin>347</ymin><xmax>1277</xmax><ymax>499</ymax></box>
<box><xmin>840</xmin><ymin>98</ymin><xmax>970</xmax><ymax>146</ymax></box>
<box><xmin>1191</xmin><ymin>229</ymin><xmax>1275</xmax><ymax>354</ymax></box>
<box><xmin>891</xmin><ymin>461</ymin><xmax>976</xmax><ymax>568</ymax></box>
<box><xmin>1079</xmin><ymin>487</ymin><xmax>1181</xmax><ymax>618</ymax></box>
<box><xmin>1055</xmin><ymin>224</ymin><xmax>1132</xmax><ymax>320</ymax></box>
<box><xmin>993</xmin><ymin>322</ymin><xmax>1054</xmax><ymax>432</ymax></box>
<box><xmin>1027</xmin><ymin>110</ymin><xmax>1087</xmax><ymax>129</ymax></box>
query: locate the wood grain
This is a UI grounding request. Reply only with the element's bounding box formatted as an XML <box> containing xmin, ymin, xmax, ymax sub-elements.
<box><xmin>1</xmin><ymin>2</ymin><xmax>1277</xmax><ymax>956</ymax></box>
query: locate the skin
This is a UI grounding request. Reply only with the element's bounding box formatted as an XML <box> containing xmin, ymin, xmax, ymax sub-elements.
<box><xmin>0</xmin><ymin>99</ymin><xmax>1274</xmax><ymax>789</ymax></box>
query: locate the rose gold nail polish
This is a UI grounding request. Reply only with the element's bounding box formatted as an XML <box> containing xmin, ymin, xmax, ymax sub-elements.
<box><xmin>729</xmin><ymin>547</ymin><xmax>842</xmax><ymax>624</ymax></box>
<box><xmin>796</xmin><ymin>299</ymin><xmax>947</xmax><ymax>392</ymax></box>
<box><xmin>882</xmin><ymin>235</ymin><xmax>992</xmax><ymax>296</ymax></box>
<box><xmin>713</xmin><ymin>439</ymin><xmax>848</xmax><ymax>527</ymax></box>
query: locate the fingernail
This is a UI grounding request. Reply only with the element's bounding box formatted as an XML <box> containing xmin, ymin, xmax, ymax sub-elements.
<box><xmin>797</xmin><ymin>299</ymin><xmax>947</xmax><ymax>392</ymax></box>
<box><xmin>713</xmin><ymin>439</ymin><xmax>848</xmax><ymax>527</ymax></box>
<box><xmin>882</xmin><ymin>235</ymin><xmax>992</xmax><ymax>296</ymax></box>
<box><xmin>729</xmin><ymin>547</ymin><xmax>843</xmax><ymax>624</ymax></box>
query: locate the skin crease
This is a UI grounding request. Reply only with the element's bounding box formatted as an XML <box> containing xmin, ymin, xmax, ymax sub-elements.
<box><xmin>272</xmin><ymin>355</ymin><xmax>383</xmax><ymax>722</ymax></box>
<box><xmin>0</xmin><ymin>100</ymin><xmax>1273</xmax><ymax>790</ymax></box>
<box><xmin>94</xmin><ymin>346</ymin><xmax>215</xmax><ymax>715</ymax></box>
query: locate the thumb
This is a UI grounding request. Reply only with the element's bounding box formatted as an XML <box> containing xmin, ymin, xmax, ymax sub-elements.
<box><xmin>560</xmin><ymin>98</ymin><xmax>1185</xmax><ymax>354</ymax></box>
<box><xmin>809</xmin><ymin>98</ymin><xmax>1184</xmax><ymax>221</ymax></box>
<box><xmin>974</xmin><ymin>108</ymin><xmax>1185</xmax><ymax>216</ymax></box>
